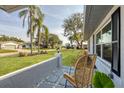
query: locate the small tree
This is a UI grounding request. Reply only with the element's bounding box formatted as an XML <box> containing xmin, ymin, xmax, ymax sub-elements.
<box><xmin>62</xmin><ymin>13</ymin><xmax>84</xmax><ymax>48</ymax></box>
<box><xmin>48</xmin><ymin>34</ymin><xmax>60</xmax><ymax>49</ymax></box>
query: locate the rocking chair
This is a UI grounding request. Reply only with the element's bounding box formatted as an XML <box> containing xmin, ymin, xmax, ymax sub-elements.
<box><xmin>64</xmin><ymin>53</ymin><xmax>96</xmax><ymax>88</ymax></box>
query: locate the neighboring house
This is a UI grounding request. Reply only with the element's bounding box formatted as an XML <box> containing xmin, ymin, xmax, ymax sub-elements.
<box><xmin>84</xmin><ymin>5</ymin><xmax>124</xmax><ymax>87</ymax></box>
<box><xmin>0</xmin><ymin>41</ymin><xmax>22</xmax><ymax>50</ymax></box>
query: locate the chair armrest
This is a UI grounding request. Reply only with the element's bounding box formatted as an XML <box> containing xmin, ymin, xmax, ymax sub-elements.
<box><xmin>64</xmin><ymin>73</ymin><xmax>76</xmax><ymax>87</ymax></box>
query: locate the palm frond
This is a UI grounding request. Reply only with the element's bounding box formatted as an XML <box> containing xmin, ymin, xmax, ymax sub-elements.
<box><xmin>42</xmin><ymin>25</ymin><xmax>49</xmax><ymax>41</ymax></box>
<box><xmin>19</xmin><ymin>10</ymin><xmax>28</xmax><ymax>18</ymax></box>
<box><xmin>27</xmin><ymin>29</ymin><xmax>30</xmax><ymax>37</ymax></box>
<box><xmin>42</xmin><ymin>25</ymin><xmax>49</xmax><ymax>34</ymax></box>
<box><xmin>22</xmin><ymin>14</ymin><xmax>27</xmax><ymax>28</ymax></box>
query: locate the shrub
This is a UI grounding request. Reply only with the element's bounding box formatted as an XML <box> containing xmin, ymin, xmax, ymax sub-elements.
<box><xmin>19</xmin><ymin>52</ymin><xmax>28</xmax><ymax>57</ymax></box>
<box><xmin>93</xmin><ymin>71</ymin><xmax>115</xmax><ymax>88</ymax></box>
<box><xmin>40</xmin><ymin>50</ymin><xmax>48</xmax><ymax>54</ymax></box>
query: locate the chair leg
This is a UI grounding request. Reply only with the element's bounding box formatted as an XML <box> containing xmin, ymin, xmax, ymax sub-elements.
<box><xmin>64</xmin><ymin>67</ymin><xmax>72</xmax><ymax>88</ymax></box>
<box><xmin>65</xmin><ymin>80</ymin><xmax>68</xmax><ymax>88</ymax></box>
<box><xmin>89</xmin><ymin>84</ymin><xmax>92</xmax><ymax>88</ymax></box>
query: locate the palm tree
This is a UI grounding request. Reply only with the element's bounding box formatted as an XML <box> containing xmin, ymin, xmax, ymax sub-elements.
<box><xmin>33</xmin><ymin>12</ymin><xmax>49</xmax><ymax>53</ymax></box>
<box><xmin>33</xmin><ymin>13</ymin><xmax>44</xmax><ymax>53</ymax></box>
<box><xmin>19</xmin><ymin>5</ymin><xmax>43</xmax><ymax>55</ymax></box>
<box><xmin>42</xmin><ymin>25</ymin><xmax>49</xmax><ymax>48</ymax></box>
<box><xmin>35</xmin><ymin>24</ymin><xmax>49</xmax><ymax>53</ymax></box>
<box><xmin>19</xmin><ymin>5</ymin><xmax>36</xmax><ymax>55</ymax></box>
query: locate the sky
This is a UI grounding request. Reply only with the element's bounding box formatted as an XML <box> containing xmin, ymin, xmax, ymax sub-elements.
<box><xmin>0</xmin><ymin>5</ymin><xmax>84</xmax><ymax>45</ymax></box>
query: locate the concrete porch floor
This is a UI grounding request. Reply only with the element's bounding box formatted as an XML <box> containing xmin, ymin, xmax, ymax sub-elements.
<box><xmin>36</xmin><ymin>66</ymin><xmax>75</xmax><ymax>88</ymax></box>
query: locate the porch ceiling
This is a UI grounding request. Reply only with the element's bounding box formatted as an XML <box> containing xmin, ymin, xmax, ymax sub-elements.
<box><xmin>84</xmin><ymin>5</ymin><xmax>113</xmax><ymax>40</ymax></box>
<box><xmin>0</xmin><ymin>5</ymin><xmax>26</xmax><ymax>13</ymax></box>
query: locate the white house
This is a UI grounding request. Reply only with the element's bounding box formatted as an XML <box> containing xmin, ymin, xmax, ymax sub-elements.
<box><xmin>0</xmin><ymin>41</ymin><xmax>22</xmax><ymax>50</ymax></box>
<box><xmin>84</xmin><ymin>5</ymin><xmax>124</xmax><ymax>87</ymax></box>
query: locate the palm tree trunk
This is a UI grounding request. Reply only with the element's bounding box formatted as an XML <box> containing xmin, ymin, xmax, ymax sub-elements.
<box><xmin>30</xmin><ymin>31</ymin><xmax>33</xmax><ymax>55</ymax></box>
<box><xmin>38</xmin><ymin>29</ymin><xmax>40</xmax><ymax>54</ymax></box>
<box><xmin>30</xmin><ymin>11</ymin><xmax>33</xmax><ymax>55</ymax></box>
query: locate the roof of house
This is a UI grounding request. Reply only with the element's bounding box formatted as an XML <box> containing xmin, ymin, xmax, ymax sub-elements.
<box><xmin>0</xmin><ymin>5</ymin><xmax>26</xmax><ymax>13</ymax></box>
<box><xmin>84</xmin><ymin>5</ymin><xmax>113</xmax><ymax>40</ymax></box>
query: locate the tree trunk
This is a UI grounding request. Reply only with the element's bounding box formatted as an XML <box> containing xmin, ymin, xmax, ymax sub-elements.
<box><xmin>73</xmin><ymin>31</ymin><xmax>80</xmax><ymax>48</ymax></box>
<box><xmin>30</xmin><ymin>31</ymin><xmax>33</xmax><ymax>55</ymax></box>
<box><xmin>30</xmin><ymin>11</ymin><xmax>33</xmax><ymax>55</ymax></box>
<box><xmin>46</xmin><ymin>41</ymin><xmax>48</xmax><ymax>48</ymax></box>
<box><xmin>70</xmin><ymin>40</ymin><xmax>73</xmax><ymax>48</ymax></box>
<box><xmin>38</xmin><ymin>29</ymin><xmax>40</xmax><ymax>54</ymax></box>
<box><xmin>51</xmin><ymin>44</ymin><xmax>54</xmax><ymax>49</ymax></box>
<box><xmin>80</xmin><ymin>40</ymin><xmax>83</xmax><ymax>49</ymax></box>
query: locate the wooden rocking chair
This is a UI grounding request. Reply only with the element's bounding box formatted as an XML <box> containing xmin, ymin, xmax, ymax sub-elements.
<box><xmin>64</xmin><ymin>53</ymin><xmax>96</xmax><ymax>88</ymax></box>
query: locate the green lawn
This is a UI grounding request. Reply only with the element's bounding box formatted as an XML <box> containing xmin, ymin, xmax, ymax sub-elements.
<box><xmin>0</xmin><ymin>51</ymin><xmax>55</xmax><ymax>76</ymax></box>
<box><xmin>0</xmin><ymin>49</ymin><xmax>82</xmax><ymax>76</ymax></box>
<box><xmin>62</xmin><ymin>49</ymin><xmax>82</xmax><ymax>66</ymax></box>
<box><xmin>0</xmin><ymin>49</ymin><xmax>17</xmax><ymax>53</ymax></box>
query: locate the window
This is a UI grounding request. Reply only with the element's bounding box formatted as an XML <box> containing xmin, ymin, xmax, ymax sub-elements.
<box><xmin>96</xmin><ymin>32</ymin><xmax>101</xmax><ymax>44</ymax></box>
<box><xmin>95</xmin><ymin>8</ymin><xmax>120</xmax><ymax>77</ymax></box>
<box><xmin>102</xmin><ymin>22</ymin><xmax>112</xmax><ymax>43</ymax></box>
<box><xmin>111</xmin><ymin>8</ymin><xmax>120</xmax><ymax>76</ymax></box>
<box><xmin>96</xmin><ymin>45</ymin><xmax>101</xmax><ymax>57</ymax></box>
<box><xmin>96</xmin><ymin>32</ymin><xmax>102</xmax><ymax>57</ymax></box>
<box><xmin>96</xmin><ymin>22</ymin><xmax>112</xmax><ymax>63</ymax></box>
<box><xmin>102</xmin><ymin>44</ymin><xmax>112</xmax><ymax>63</ymax></box>
<box><xmin>112</xmin><ymin>43</ymin><xmax>118</xmax><ymax>71</ymax></box>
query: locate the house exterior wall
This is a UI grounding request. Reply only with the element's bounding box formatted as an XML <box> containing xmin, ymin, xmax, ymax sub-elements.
<box><xmin>88</xmin><ymin>36</ymin><xmax>93</xmax><ymax>54</ymax></box>
<box><xmin>0</xmin><ymin>42</ymin><xmax>22</xmax><ymax>50</ymax></box>
<box><xmin>87</xmin><ymin>6</ymin><xmax>124</xmax><ymax>87</ymax></box>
